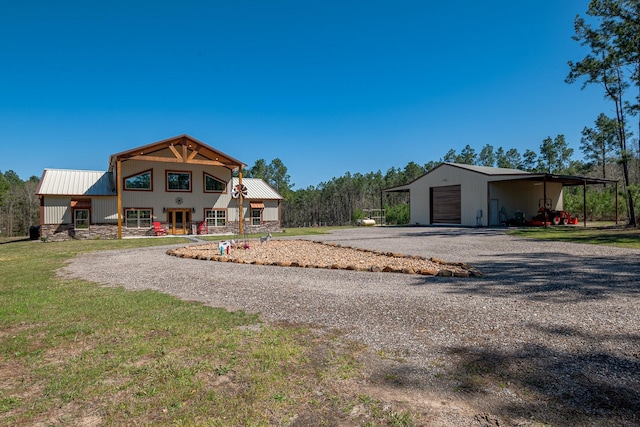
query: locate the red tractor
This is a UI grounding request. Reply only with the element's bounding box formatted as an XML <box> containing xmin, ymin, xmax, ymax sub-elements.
<box><xmin>534</xmin><ymin>207</ymin><xmax>576</xmax><ymax>225</ymax></box>
<box><xmin>529</xmin><ymin>199</ymin><xmax>578</xmax><ymax>226</ymax></box>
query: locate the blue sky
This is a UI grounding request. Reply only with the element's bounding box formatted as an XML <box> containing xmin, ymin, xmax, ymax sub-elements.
<box><xmin>1</xmin><ymin>1</ymin><xmax>608</xmax><ymax>189</ymax></box>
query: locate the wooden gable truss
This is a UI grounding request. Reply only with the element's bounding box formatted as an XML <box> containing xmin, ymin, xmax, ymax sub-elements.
<box><xmin>109</xmin><ymin>134</ymin><xmax>245</xmax><ymax>170</ymax></box>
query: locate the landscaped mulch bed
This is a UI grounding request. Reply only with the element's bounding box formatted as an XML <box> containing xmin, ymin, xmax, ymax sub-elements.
<box><xmin>167</xmin><ymin>239</ymin><xmax>482</xmax><ymax>277</ymax></box>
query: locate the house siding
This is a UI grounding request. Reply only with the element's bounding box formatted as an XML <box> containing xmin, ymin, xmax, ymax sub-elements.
<box><xmin>93</xmin><ymin>197</ymin><xmax>118</xmax><ymax>223</ymax></box>
<box><xmin>262</xmin><ymin>200</ymin><xmax>280</xmax><ymax>222</ymax></box>
<box><xmin>43</xmin><ymin>196</ymin><xmax>71</xmax><ymax>224</ymax></box>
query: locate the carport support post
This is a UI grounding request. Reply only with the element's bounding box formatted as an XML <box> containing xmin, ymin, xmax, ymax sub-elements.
<box><xmin>583</xmin><ymin>179</ymin><xmax>587</xmax><ymax>228</ymax></box>
<box><xmin>615</xmin><ymin>182</ymin><xmax>619</xmax><ymax>225</ymax></box>
<box><xmin>543</xmin><ymin>176</ymin><xmax>547</xmax><ymax>228</ymax></box>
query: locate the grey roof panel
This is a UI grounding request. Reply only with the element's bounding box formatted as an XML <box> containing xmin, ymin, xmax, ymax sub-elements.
<box><xmin>232</xmin><ymin>177</ymin><xmax>283</xmax><ymax>200</ymax></box>
<box><xmin>445</xmin><ymin>163</ymin><xmax>530</xmax><ymax>176</ymax></box>
<box><xmin>37</xmin><ymin>169</ymin><xmax>115</xmax><ymax>196</ymax></box>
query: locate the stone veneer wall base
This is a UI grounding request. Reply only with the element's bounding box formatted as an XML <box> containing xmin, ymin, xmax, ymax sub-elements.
<box><xmin>40</xmin><ymin>221</ymin><xmax>281</xmax><ymax>241</ymax></box>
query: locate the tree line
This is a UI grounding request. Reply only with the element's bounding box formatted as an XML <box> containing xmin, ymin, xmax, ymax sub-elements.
<box><xmin>0</xmin><ymin>171</ymin><xmax>40</xmax><ymax>238</ymax></box>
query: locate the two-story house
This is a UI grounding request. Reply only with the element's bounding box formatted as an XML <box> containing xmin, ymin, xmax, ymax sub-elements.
<box><xmin>36</xmin><ymin>135</ymin><xmax>283</xmax><ymax>240</ymax></box>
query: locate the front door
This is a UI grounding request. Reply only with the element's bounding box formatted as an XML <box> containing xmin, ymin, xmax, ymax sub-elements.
<box><xmin>167</xmin><ymin>209</ymin><xmax>191</xmax><ymax>235</ymax></box>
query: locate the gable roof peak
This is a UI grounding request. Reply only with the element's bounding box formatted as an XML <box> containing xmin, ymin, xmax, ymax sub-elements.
<box><xmin>108</xmin><ymin>135</ymin><xmax>246</xmax><ymax>170</ymax></box>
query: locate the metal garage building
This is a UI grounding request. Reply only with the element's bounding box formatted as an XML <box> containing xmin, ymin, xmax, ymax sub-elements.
<box><xmin>384</xmin><ymin>163</ymin><xmax>616</xmax><ymax>227</ymax></box>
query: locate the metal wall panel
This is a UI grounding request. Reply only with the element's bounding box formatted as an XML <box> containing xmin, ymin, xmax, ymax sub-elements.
<box><xmin>92</xmin><ymin>197</ymin><xmax>118</xmax><ymax>223</ymax></box>
<box><xmin>44</xmin><ymin>197</ymin><xmax>71</xmax><ymax>224</ymax></box>
<box><xmin>262</xmin><ymin>200</ymin><xmax>280</xmax><ymax>221</ymax></box>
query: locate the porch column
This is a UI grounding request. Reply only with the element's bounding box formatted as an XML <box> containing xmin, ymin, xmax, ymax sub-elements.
<box><xmin>117</xmin><ymin>160</ymin><xmax>122</xmax><ymax>239</ymax></box>
<box><xmin>543</xmin><ymin>176</ymin><xmax>547</xmax><ymax>228</ymax></box>
<box><xmin>238</xmin><ymin>169</ymin><xmax>243</xmax><ymax>236</ymax></box>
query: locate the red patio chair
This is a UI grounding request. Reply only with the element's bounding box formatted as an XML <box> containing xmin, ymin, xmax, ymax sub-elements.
<box><xmin>198</xmin><ymin>221</ymin><xmax>208</xmax><ymax>235</ymax></box>
<box><xmin>153</xmin><ymin>221</ymin><xmax>167</xmax><ymax>236</ymax></box>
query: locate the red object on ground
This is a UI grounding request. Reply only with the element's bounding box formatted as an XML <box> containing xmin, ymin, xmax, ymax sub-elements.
<box><xmin>153</xmin><ymin>222</ymin><xmax>167</xmax><ymax>236</ymax></box>
<box><xmin>197</xmin><ymin>221</ymin><xmax>208</xmax><ymax>235</ymax></box>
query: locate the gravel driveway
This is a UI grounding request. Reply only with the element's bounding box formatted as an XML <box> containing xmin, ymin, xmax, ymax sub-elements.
<box><xmin>61</xmin><ymin>227</ymin><xmax>640</xmax><ymax>426</ymax></box>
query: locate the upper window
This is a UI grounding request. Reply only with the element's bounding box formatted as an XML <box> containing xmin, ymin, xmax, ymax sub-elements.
<box><xmin>167</xmin><ymin>171</ymin><xmax>191</xmax><ymax>192</ymax></box>
<box><xmin>124</xmin><ymin>170</ymin><xmax>152</xmax><ymax>191</ymax></box>
<box><xmin>204</xmin><ymin>173</ymin><xmax>226</xmax><ymax>193</ymax></box>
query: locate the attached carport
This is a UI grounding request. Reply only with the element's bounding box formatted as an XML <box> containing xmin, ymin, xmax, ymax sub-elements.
<box><xmin>502</xmin><ymin>173</ymin><xmax>619</xmax><ymax>227</ymax></box>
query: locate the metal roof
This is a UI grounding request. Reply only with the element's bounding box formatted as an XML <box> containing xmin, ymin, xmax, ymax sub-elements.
<box><xmin>521</xmin><ymin>173</ymin><xmax>617</xmax><ymax>186</ymax></box>
<box><xmin>384</xmin><ymin>163</ymin><xmax>532</xmax><ymax>192</ymax></box>
<box><xmin>443</xmin><ymin>163</ymin><xmax>530</xmax><ymax>176</ymax></box>
<box><xmin>447</xmin><ymin>163</ymin><xmax>617</xmax><ymax>185</ymax></box>
<box><xmin>232</xmin><ymin>177</ymin><xmax>283</xmax><ymax>200</ymax></box>
<box><xmin>36</xmin><ymin>169</ymin><xmax>115</xmax><ymax>196</ymax></box>
<box><xmin>383</xmin><ymin>162</ymin><xmax>617</xmax><ymax>192</ymax></box>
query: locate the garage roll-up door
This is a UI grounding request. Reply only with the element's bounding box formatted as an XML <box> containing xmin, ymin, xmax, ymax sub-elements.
<box><xmin>430</xmin><ymin>185</ymin><xmax>461</xmax><ymax>224</ymax></box>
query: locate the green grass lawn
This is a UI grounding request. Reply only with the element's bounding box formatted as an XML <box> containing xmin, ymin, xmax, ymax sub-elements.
<box><xmin>0</xmin><ymin>237</ymin><xmax>414</xmax><ymax>426</ymax></box>
<box><xmin>507</xmin><ymin>225</ymin><xmax>640</xmax><ymax>249</ymax></box>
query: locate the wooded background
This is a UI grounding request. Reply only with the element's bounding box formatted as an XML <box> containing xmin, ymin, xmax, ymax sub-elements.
<box><xmin>0</xmin><ymin>171</ymin><xmax>40</xmax><ymax>238</ymax></box>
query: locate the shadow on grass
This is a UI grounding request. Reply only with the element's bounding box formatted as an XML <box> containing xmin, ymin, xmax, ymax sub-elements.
<box><xmin>0</xmin><ymin>237</ymin><xmax>30</xmax><ymax>245</ymax></box>
<box><xmin>510</xmin><ymin>228</ymin><xmax>640</xmax><ymax>247</ymax></box>
<box><xmin>551</xmin><ymin>232</ymin><xmax>640</xmax><ymax>246</ymax></box>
